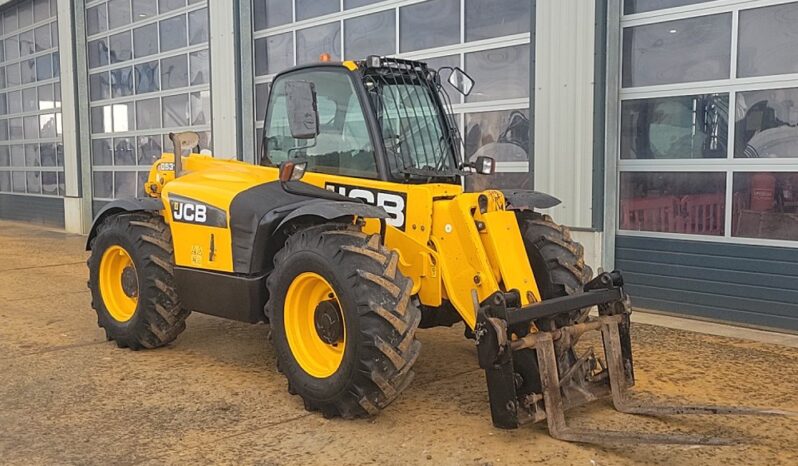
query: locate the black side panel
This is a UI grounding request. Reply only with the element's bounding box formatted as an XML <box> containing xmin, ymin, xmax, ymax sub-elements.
<box><xmin>230</xmin><ymin>181</ymin><xmax>391</xmax><ymax>275</ymax></box>
<box><xmin>174</xmin><ymin>267</ymin><xmax>268</xmax><ymax>324</ymax></box>
<box><xmin>0</xmin><ymin>194</ymin><xmax>65</xmax><ymax>227</ymax></box>
<box><xmin>229</xmin><ymin>181</ymin><xmax>318</xmax><ymax>274</ymax></box>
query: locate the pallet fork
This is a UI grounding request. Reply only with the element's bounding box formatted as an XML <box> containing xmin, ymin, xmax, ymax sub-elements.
<box><xmin>475</xmin><ymin>272</ymin><xmax>795</xmax><ymax>445</ymax></box>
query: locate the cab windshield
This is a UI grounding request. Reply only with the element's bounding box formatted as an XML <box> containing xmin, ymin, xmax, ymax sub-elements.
<box><xmin>366</xmin><ymin>72</ymin><xmax>460</xmax><ymax>180</ymax></box>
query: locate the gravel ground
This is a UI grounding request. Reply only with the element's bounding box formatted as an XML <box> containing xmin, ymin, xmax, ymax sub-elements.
<box><xmin>1</xmin><ymin>221</ymin><xmax>796</xmax><ymax>465</ymax></box>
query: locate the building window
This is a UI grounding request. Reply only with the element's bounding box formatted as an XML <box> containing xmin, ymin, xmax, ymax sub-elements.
<box><xmin>344</xmin><ymin>10</ymin><xmax>395</xmax><ymax>60</ymax></box>
<box><xmin>464</xmin><ymin>0</ymin><xmax>530</xmax><ymax>42</ymax></box>
<box><xmin>296</xmin><ymin>22</ymin><xmax>341</xmax><ymax>65</ymax></box>
<box><xmin>464</xmin><ymin>44</ymin><xmax>530</xmax><ymax>103</ymax></box>
<box><xmin>618</xmin><ymin>1</ymin><xmax>798</xmax><ymax>246</ymax></box>
<box><xmin>622</xmin><ymin>14</ymin><xmax>731</xmax><ymax>88</ymax></box>
<box><xmin>733</xmin><ymin>172</ymin><xmax>798</xmax><ymax>241</ymax></box>
<box><xmin>621</xmin><ymin>94</ymin><xmax>728</xmax><ymax>160</ymax></box>
<box><xmin>251</xmin><ymin>0</ymin><xmax>533</xmax><ymax>191</ymax></box>
<box><xmin>738</xmin><ymin>3</ymin><xmax>798</xmax><ymax>78</ymax></box>
<box><xmin>735</xmin><ymin>87</ymin><xmax>798</xmax><ymax>159</ymax></box>
<box><xmin>620</xmin><ymin>172</ymin><xmax>726</xmax><ymax>236</ymax></box>
<box><xmin>0</xmin><ymin>0</ymin><xmax>63</xmax><ymax>198</ymax></box>
<box><xmin>399</xmin><ymin>0</ymin><xmax>459</xmax><ymax>53</ymax></box>
<box><xmin>253</xmin><ymin>0</ymin><xmax>292</xmax><ymax>31</ymax></box>
<box><xmin>85</xmin><ymin>0</ymin><xmax>211</xmax><ymax>202</ymax></box>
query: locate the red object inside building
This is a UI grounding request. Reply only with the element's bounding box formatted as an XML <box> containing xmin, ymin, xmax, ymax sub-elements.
<box><xmin>750</xmin><ymin>173</ymin><xmax>776</xmax><ymax>212</ymax></box>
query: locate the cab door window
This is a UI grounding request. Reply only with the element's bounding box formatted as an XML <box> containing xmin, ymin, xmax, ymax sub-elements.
<box><xmin>262</xmin><ymin>70</ymin><xmax>378</xmax><ymax>178</ymax></box>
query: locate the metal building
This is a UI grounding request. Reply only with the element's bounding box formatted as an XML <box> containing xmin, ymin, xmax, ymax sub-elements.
<box><xmin>608</xmin><ymin>0</ymin><xmax>798</xmax><ymax>332</ymax></box>
<box><xmin>0</xmin><ymin>0</ymin><xmax>795</xmax><ymax>332</ymax></box>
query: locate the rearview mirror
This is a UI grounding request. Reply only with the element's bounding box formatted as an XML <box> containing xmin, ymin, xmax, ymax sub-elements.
<box><xmin>285</xmin><ymin>81</ymin><xmax>319</xmax><ymax>140</ymax></box>
<box><xmin>448</xmin><ymin>67</ymin><xmax>475</xmax><ymax>96</ymax></box>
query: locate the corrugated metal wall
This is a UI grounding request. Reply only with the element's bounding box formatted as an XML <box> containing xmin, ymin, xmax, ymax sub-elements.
<box><xmin>534</xmin><ymin>0</ymin><xmax>597</xmax><ymax>230</ymax></box>
<box><xmin>616</xmin><ymin>236</ymin><xmax>798</xmax><ymax>332</ymax></box>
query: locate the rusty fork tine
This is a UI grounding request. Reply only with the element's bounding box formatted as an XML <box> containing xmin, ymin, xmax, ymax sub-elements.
<box><xmin>537</xmin><ymin>331</ymin><xmax>736</xmax><ymax>446</ymax></box>
<box><xmin>615</xmin><ymin>403</ymin><xmax>798</xmax><ymax>417</ymax></box>
<box><xmin>601</xmin><ymin>320</ymin><xmax>798</xmax><ymax>419</ymax></box>
<box><xmin>549</xmin><ymin>427</ymin><xmax>735</xmax><ymax>446</ymax></box>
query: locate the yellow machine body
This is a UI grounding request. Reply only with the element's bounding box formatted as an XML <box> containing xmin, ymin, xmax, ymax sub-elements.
<box><xmin>145</xmin><ymin>153</ymin><xmax>541</xmax><ymax>329</ymax></box>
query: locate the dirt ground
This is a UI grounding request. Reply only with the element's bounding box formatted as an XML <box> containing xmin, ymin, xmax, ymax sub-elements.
<box><xmin>1</xmin><ymin>220</ymin><xmax>797</xmax><ymax>465</ymax></box>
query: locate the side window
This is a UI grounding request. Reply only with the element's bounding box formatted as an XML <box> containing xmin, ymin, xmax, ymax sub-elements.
<box><xmin>263</xmin><ymin>70</ymin><xmax>378</xmax><ymax>178</ymax></box>
<box><xmin>262</xmin><ymin>94</ymin><xmax>291</xmax><ymax>164</ymax></box>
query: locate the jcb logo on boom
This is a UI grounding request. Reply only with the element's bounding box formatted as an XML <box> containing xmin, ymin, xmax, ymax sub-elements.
<box><xmin>325</xmin><ymin>183</ymin><xmax>407</xmax><ymax>229</ymax></box>
<box><xmin>169</xmin><ymin>195</ymin><xmax>228</xmax><ymax>227</ymax></box>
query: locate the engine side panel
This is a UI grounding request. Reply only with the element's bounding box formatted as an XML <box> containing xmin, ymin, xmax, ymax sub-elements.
<box><xmin>162</xmin><ymin>162</ymin><xmax>275</xmax><ymax>272</ymax></box>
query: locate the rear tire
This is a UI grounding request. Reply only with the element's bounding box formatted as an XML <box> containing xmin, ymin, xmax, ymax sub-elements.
<box><xmin>87</xmin><ymin>212</ymin><xmax>189</xmax><ymax>350</ymax></box>
<box><xmin>266</xmin><ymin>224</ymin><xmax>421</xmax><ymax>418</ymax></box>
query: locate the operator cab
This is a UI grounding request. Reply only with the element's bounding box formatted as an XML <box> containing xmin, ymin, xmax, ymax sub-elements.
<box><xmin>258</xmin><ymin>56</ymin><xmax>492</xmax><ymax>185</ymax></box>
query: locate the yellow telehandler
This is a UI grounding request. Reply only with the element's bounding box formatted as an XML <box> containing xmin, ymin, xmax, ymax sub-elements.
<box><xmin>86</xmin><ymin>56</ymin><xmax>789</xmax><ymax>444</ymax></box>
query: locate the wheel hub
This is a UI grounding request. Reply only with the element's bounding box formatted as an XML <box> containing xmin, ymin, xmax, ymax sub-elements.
<box><xmin>284</xmin><ymin>272</ymin><xmax>346</xmax><ymax>378</ymax></box>
<box><xmin>98</xmin><ymin>245</ymin><xmax>138</xmax><ymax>323</ymax></box>
<box><xmin>120</xmin><ymin>266</ymin><xmax>138</xmax><ymax>298</ymax></box>
<box><xmin>314</xmin><ymin>300</ymin><xmax>343</xmax><ymax>345</ymax></box>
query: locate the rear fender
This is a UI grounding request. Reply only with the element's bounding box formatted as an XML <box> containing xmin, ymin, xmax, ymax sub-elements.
<box><xmin>86</xmin><ymin>197</ymin><xmax>164</xmax><ymax>250</ymax></box>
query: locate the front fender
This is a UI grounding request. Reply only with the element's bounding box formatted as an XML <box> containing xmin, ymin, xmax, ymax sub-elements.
<box><xmin>502</xmin><ymin>189</ymin><xmax>561</xmax><ymax>211</ymax></box>
<box><xmin>275</xmin><ymin>200</ymin><xmax>389</xmax><ymax>233</ymax></box>
<box><xmin>86</xmin><ymin>197</ymin><xmax>164</xmax><ymax>250</ymax></box>
<box><xmin>242</xmin><ymin>200</ymin><xmax>390</xmax><ymax>275</ymax></box>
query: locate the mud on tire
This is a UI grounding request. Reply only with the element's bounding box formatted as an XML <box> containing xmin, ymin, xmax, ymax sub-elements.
<box><xmin>266</xmin><ymin>224</ymin><xmax>421</xmax><ymax>419</ymax></box>
<box><xmin>87</xmin><ymin>212</ymin><xmax>190</xmax><ymax>350</ymax></box>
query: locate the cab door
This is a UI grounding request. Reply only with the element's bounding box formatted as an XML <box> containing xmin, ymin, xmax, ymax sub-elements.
<box><xmin>260</xmin><ymin>67</ymin><xmax>384</xmax><ymax>180</ymax></box>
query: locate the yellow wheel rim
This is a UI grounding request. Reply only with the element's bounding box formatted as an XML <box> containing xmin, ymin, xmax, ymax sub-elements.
<box><xmin>99</xmin><ymin>245</ymin><xmax>138</xmax><ymax>322</ymax></box>
<box><xmin>284</xmin><ymin>272</ymin><xmax>346</xmax><ymax>378</ymax></box>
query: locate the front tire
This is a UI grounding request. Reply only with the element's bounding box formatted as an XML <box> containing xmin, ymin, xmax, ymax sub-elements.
<box><xmin>518</xmin><ymin>212</ymin><xmax>593</xmax><ymax>324</ymax></box>
<box><xmin>87</xmin><ymin>212</ymin><xmax>189</xmax><ymax>350</ymax></box>
<box><xmin>266</xmin><ymin>224</ymin><xmax>421</xmax><ymax>419</ymax></box>
<box><xmin>514</xmin><ymin>211</ymin><xmax>593</xmax><ymax>396</ymax></box>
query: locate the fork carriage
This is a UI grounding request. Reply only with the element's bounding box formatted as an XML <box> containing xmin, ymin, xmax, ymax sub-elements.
<box><xmin>475</xmin><ymin>271</ymin><xmax>792</xmax><ymax>445</ymax></box>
